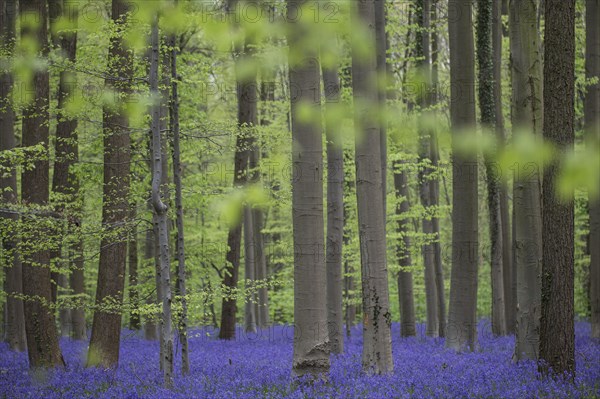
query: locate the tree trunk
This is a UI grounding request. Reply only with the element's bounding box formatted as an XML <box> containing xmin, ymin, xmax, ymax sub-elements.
<box><xmin>494</xmin><ymin>0</ymin><xmax>514</xmax><ymax>335</ymax></box>
<box><xmin>322</xmin><ymin>63</ymin><xmax>344</xmax><ymax>354</ymax></box>
<box><xmin>375</xmin><ymin>0</ymin><xmax>387</xmax><ymax>222</ymax></box>
<box><xmin>352</xmin><ymin>0</ymin><xmax>394</xmax><ymax>374</ymax></box>
<box><xmin>539</xmin><ymin>0</ymin><xmax>576</xmax><ymax>377</ymax></box>
<box><xmin>416</xmin><ymin>0</ymin><xmax>439</xmax><ymax>339</ymax></box>
<box><xmin>87</xmin><ymin>0</ymin><xmax>132</xmax><ymax>369</ymax></box>
<box><xmin>49</xmin><ymin>0</ymin><xmax>83</xmax><ymax>338</ymax></box>
<box><xmin>170</xmin><ymin>27</ymin><xmax>190</xmax><ymax>374</ymax></box>
<box><xmin>430</xmin><ymin>0</ymin><xmax>446</xmax><ymax>338</ymax></box>
<box><xmin>393</xmin><ymin>160</ymin><xmax>417</xmax><ymax>337</ymax></box>
<box><xmin>343</xmin><ymin>160</ymin><xmax>356</xmax><ymax>336</ymax></box>
<box><xmin>287</xmin><ymin>0</ymin><xmax>330</xmax><ymax>378</ymax></box>
<box><xmin>477</xmin><ymin>0</ymin><xmax>506</xmax><ymax>336</ymax></box>
<box><xmin>244</xmin><ymin>207</ymin><xmax>257</xmax><ymax>334</ymax></box>
<box><xmin>144</xmin><ymin>215</ymin><xmax>158</xmax><ymax>340</ymax></box>
<box><xmin>150</xmin><ymin>15</ymin><xmax>174</xmax><ymax>388</ymax></box>
<box><xmin>446</xmin><ymin>0</ymin><xmax>479</xmax><ymax>352</ymax></box>
<box><xmin>585</xmin><ymin>0</ymin><xmax>600</xmax><ymax>340</ymax></box>
<box><xmin>19</xmin><ymin>0</ymin><xmax>64</xmax><ymax>368</ymax></box>
<box><xmin>0</xmin><ymin>0</ymin><xmax>26</xmax><ymax>352</ymax></box>
<box><xmin>128</xmin><ymin>209</ymin><xmax>140</xmax><ymax>331</ymax></box>
<box><xmin>508</xmin><ymin>0</ymin><xmax>543</xmax><ymax>361</ymax></box>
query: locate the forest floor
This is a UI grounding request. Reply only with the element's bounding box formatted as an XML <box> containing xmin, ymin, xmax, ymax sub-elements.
<box><xmin>0</xmin><ymin>321</ymin><xmax>598</xmax><ymax>398</ymax></box>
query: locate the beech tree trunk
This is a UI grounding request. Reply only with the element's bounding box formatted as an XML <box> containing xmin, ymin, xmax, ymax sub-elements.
<box><xmin>477</xmin><ymin>0</ymin><xmax>506</xmax><ymax>336</ymax></box>
<box><xmin>352</xmin><ymin>0</ymin><xmax>394</xmax><ymax>374</ymax></box>
<box><xmin>87</xmin><ymin>0</ymin><xmax>132</xmax><ymax>369</ymax></box>
<box><xmin>322</xmin><ymin>62</ymin><xmax>344</xmax><ymax>354</ymax></box>
<box><xmin>446</xmin><ymin>0</ymin><xmax>479</xmax><ymax>352</ymax></box>
<box><xmin>494</xmin><ymin>0</ymin><xmax>514</xmax><ymax>334</ymax></box>
<box><xmin>0</xmin><ymin>0</ymin><xmax>26</xmax><ymax>352</ymax></box>
<box><xmin>19</xmin><ymin>0</ymin><xmax>64</xmax><ymax>368</ymax></box>
<box><xmin>128</xmin><ymin>211</ymin><xmax>140</xmax><ymax>331</ymax></box>
<box><xmin>170</xmin><ymin>27</ymin><xmax>190</xmax><ymax>374</ymax></box>
<box><xmin>430</xmin><ymin>0</ymin><xmax>446</xmax><ymax>338</ymax></box>
<box><xmin>150</xmin><ymin>16</ymin><xmax>174</xmax><ymax>388</ymax></box>
<box><xmin>415</xmin><ymin>0</ymin><xmax>439</xmax><ymax>339</ymax></box>
<box><xmin>393</xmin><ymin>160</ymin><xmax>417</xmax><ymax>337</ymax></box>
<box><xmin>539</xmin><ymin>0</ymin><xmax>576</xmax><ymax>377</ymax></box>
<box><xmin>287</xmin><ymin>0</ymin><xmax>330</xmax><ymax>377</ymax></box>
<box><xmin>508</xmin><ymin>0</ymin><xmax>543</xmax><ymax>361</ymax></box>
<box><xmin>585</xmin><ymin>0</ymin><xmax>600</xmax><ymax>340</ymax></box>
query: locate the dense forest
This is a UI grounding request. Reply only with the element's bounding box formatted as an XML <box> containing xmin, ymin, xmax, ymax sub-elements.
<box><xmin>0</xmin><ymin>0</ymin><xmax>599</xmax><ymax>397</ymax></box>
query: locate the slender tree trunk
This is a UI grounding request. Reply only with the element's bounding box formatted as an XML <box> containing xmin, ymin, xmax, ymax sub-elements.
<box><xmin>446</xmin><ymin>0</ymin><xmax>479</xmax><ymax>352</ymax></box>
<box><xmin>144</xmin><ymin>216</ymin><xmax>158</xmax><ymax>340</ymax></box>
<box><xmin>253</xmin><ymin>209</ymin><xmax>269</xmax><ymax>329</ymax></box>
<box><xmin>322</xmin><ymin>63</ymin><xmax>344</xmax><ymax>354</ymax></box>
<box><xmin>375</xmin><ymin>0</ymin><xmax>387</xmax><ymax>221</ymax></box>
<box><xmin>508</xmin><ymin>0</ymin><xmax>543</xmax><ymax>361</ymax></box>
<box><xmin>49</xmin><ymin>0</ymin><xmax>83</xmax><ymax>338</ymax></box>
<box><xmin>0</xmin><ymin>0</ymin><xmax>26</xmax><ymax>352</ymax></box>
<box><xmin>287</xmin><ymin>0</ymin><xmax>330</xmax><ymax>377</ymax></box>
<box><xmin>430</xmin><ymin>0</ymin><xmax>446</xmax><ymax>338</ymax></box>
<box><xmin>19</xmin><ymin>0</ymin><xmax>64</xmax><ymax>368</ymax></box>
<box><xmin>539</xmin><ymin>0</ymin><xmax>576</xmax><ymax>377</ymax></box>
<box><xmin>170</xmin><ymin>28</ymin><xmax>190</xmax><ymax>375</ymax></box>
<box><xmin>477</xmin><ymin>0</ymin><xmax>506</xmax><ymax>336</ymax></box>
<box><xmin>128</xmin><ymin>210</ymin><xmax>140</xmax><ymax>330</ymax></box>
<box><xmin>494</xmin><ymin>0</ymin><xmax>514</xmax><ymax>334</ymax></box>
<box><xmin>585</xmin><ymin>0</ymin><xmax>600</xmax><ymax>339</ymax></box>
<box><xmin>352</xmin><ymin>0</ymin><xmax>394</xmax><ymax>374</ymax></box>
<box><xmin>70</xmin><ymin>240</ymin><xmax>86</xmax><ymax>340</ymax></box>
<box><xmin>415</xmin><ymin>0</ymin><xmax>439</xmax><ymax>339</ymax></box>
<box><xmin>393</xmin><ymin>160</ymin><xmax>417</xmax><ymax>337</ymax></box>
<box><xmin>87</xmin><ymin>0</ymin><xmax>132</xmax><ymax>369</ymax></box>
<box><xmin>244</xmin><ymin>207</ymin><xmax>257</xmax><ymax>333</ymax></box>
<box><xmin>150</xmin><ymin>15</ymin><xmax>174</xmax><ymax>388</ymax></box>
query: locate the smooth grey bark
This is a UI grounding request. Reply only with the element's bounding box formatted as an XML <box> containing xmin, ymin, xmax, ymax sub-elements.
<box><xmin>393</xmin><ymin>160</ymin><xmax>417</xmax><ymax>337</ymax></box>
<box><xmin>508</xmin><ymin>0</ymin><xmax>543</xmax><ymax>361</ymax></box>
<box><xmin>128</xmin><ymin>211</ymin><xmax>140</xmax><ymax>330</ymax></box>
<box><xmin>144</xmin><ymin>218</ymin><xmax>158</xmax><ymax>340</ymax></box>
<box><xmin>375</xmin><ymin>0</ymin><xmax>387</xmax><ymax>221</ymax></box>
<box><xmin>169</xmin><ymin>29</ymin><xmax>189</xmax><ymax>375</ymax></box>
<box><xmin>20</xmin><ymin>0</ymin><xmax>65</xmax><ymax>368</ymax></box>
<box><xmin>585</xmin><ymin>0</ymin><xmax>600</xmax><ymax>339</ymax></box>
<box><xmin>150</xmin><ymin>16</ymin><xmax>174</xmax><ymax>388</ymax></box>
<box><xmin>322</xmin><ymin>63</ymin><xmax>344</xmax><ymax>354</ymax></box>
<box><xmin>287</xmin><ymin>0</ymin><xmax>330</xmax><ymax>377</ymax></box>
<box><xmin>244</xmin><ymin>207</ymin><xmax>257</xmax><ymax>334</ymax></box>
<box><xmin>352</xmin><ymin>0</ymin><xmax>394</xmax><ymax>373</ymax></box>
<box><xmin>539</xmin><ymin>0</ymin><xmax>576</xmax><ymax>377</ymax></box>
<box><xmin>477</xmin><ymin>0</ymin><xmax>506</xmax><ymax>336</ymax></box>
<box><xmin>446</xmin><ymin>0</ymin><xmax>479</xmax><ymax>352</ymax></box>
<box><xmin>430</xmin><ymin>0</ymin><xmax>446</xmax><ymax>338</ymax></box>
<box><xmin>415</xmin><ymin>0</ymin><xmax>439</xmax><ymax>339</ymax></box>
<box><xmin>253</xmin><ymin>208</ymin><xmax>269</xmax><ymax>329</ymax></box>
<box><xmin>0</xmin><ymin>0</ymin><xmax>26</xmax><ymax>352</ymax></box>
<box><xmin>493</xmin><ymin>0</ymin><xmax>514</xmax><ymax>334</ymax></box>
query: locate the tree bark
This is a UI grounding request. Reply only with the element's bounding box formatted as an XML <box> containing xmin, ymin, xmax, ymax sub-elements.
<box><xmin>322</xmin><ymin>62</ymin><xmax>344</xmax><ymax>354</ymax></box>
<box><xmin>477</xmin><ymin>0</ymin><xmax>506</xmax><ymax>336</ymax></box>
<box><xmin>585</xmin><ymin>0</ymin><xmax>600</xmax><ymax>340</ymax></box>
<box><xmin>494</xmin><ymin>0</ymin><xmax>514</xmax><ymax>335</ymax></box>
<box><xmin>170</xmin><ymin>27</ymin><xmax>190</xmax><ymax>375</ymax></box>
<box><xmin>19</xmin><ymin>0</ymin><xmax>64</xmax><ymax>368</ymax></box>
<box><xmin>87</xmin><ymin>0</ymin><xmax>132</xmax><ymax>369</ymax></box>
<box><xmin>508</xmin><ymin>0</ymin><xmax>543</xmax><ymax>361</ymax></box>
<box><xmin>393</xmin><ymin>160</ymin><xmax>417</xmax><ymax>337</ymax></box>
<box><xmin>287</xmin><ymin>0</ymin><xmax>330</xmax><ymax>378</ymax></box>
<box><xmin>352</xmin><ymin>0</ymin><xmax>394</xmax><ymax>374</ymax></box>
<box><xmin>244</xmin><ymin>207</ymin><xmax>257</xmax><ymax>334</ymax></box>
<box><xmin>430</xmin><ymin>0</ymin><xmax>446</xmax><ymax>338</ymax></box>
<box><xmin>415</xmin><ymin>0</ymin><xmax>439</xmax><ymax>339</ymax></box>
<box><xmin>539</xmin><ymin>0</ymin><xmax>576</xmax><ymax>377</ymax></box>
<box><xmin>144</xmin><ymin>214</ymin><xmax>158</xmax><ymax>340</ymax></box>
<box><xmin>446</xmin><ymin>0</ymin><xmax>479</xmax><ymax>352</ymax></box>
<box><xmin>149</xmin><ymin>15</ymin><xmax>174</xmax><ymax>388</ymax></box>
<box><xmin>0</xmin><ymin>0</ymin><xmax>26</xmax><ymax>352</ymax></box>
<box><xmin>128</xmin><ymin>212</ymin><xmax>140</xmax><ymax>330</ymax></box>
